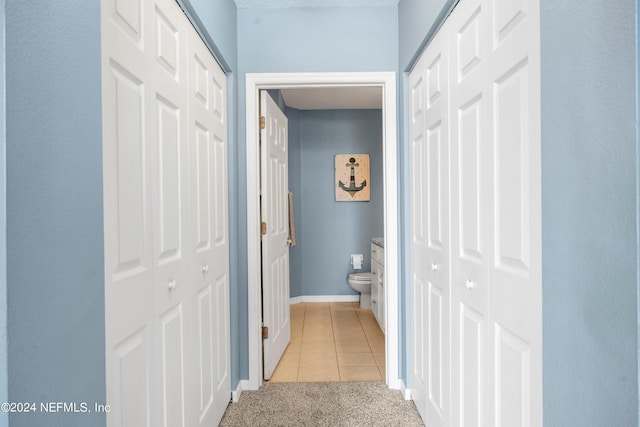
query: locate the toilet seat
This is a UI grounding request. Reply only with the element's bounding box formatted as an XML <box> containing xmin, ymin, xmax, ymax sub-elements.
<box><xmin>348</xmin><ymin>272</ymin><xmax>372</xmax><ymax>282</ymax></box>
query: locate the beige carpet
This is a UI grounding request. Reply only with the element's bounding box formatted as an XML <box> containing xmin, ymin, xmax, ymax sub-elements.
<box><xmin>220</xmin><ymin>381</ymin><xmax>425</xmax><ymax>426</ymax></box>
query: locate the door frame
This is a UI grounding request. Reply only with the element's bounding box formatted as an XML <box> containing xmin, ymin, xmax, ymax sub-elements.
<box><xmin>245</xmin><ymin>72</ymin><xmax>399</xmax><ymax>390</ymax></box>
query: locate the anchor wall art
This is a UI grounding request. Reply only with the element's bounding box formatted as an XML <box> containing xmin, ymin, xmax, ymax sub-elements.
<box><xmin>335</xmin><ymin>154</ymin><xmax>370</xmax><ymax>202</ymax></box>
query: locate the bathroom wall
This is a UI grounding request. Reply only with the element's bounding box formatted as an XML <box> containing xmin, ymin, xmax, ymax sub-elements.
<box><xmin>286</xmin><ymin>107</ymin><xmax>304</xmax><ymax>298</ymax></box>
<box><xmin>287</xmin><ymin>109</ymin><xmax>384</xmax><ymax>298</ymax></box>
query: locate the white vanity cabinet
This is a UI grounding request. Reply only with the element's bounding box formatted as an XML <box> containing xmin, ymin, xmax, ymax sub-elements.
<box><xmin>371</xmin><ymin>242</ymin><xmax>385</xmax><ymax>332</ymax></box>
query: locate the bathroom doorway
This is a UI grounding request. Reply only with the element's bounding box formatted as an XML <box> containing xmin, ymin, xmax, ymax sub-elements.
<box><xmin>245</xmin><ymin>72</ymin><xmax>399</xmax><ymax>392</ymax></box>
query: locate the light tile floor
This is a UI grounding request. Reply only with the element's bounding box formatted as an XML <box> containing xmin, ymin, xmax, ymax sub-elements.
<box><xmin>269</xmin><ymin>302</ymin><xmax>386</xmax><ymax>383</ymax></box>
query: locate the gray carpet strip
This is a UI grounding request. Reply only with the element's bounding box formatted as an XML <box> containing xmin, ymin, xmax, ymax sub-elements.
<box><xmin>220</xmin><ymin>381</ymin><xmax>425</xmax><ymax>426</ymax></box>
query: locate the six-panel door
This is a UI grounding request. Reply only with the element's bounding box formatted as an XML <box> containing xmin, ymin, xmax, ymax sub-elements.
<box><xmin>409</xmin><ymin>0</ymin><xmax>542</xmax><ymax>425</ymax></box>
<box><xmin>410</xmin><ymin>25</ymin><xmax>453</xmax><ymax>427</ymax></box>
<box><xmin>260</xmin><ymin>90</ymin><xmax>291</xmax><ymax>380</ymax></box>
<box><xmin>102</xmin><ymin>0</ymin><xmax>230</xmax><ymax>425</ymax></box>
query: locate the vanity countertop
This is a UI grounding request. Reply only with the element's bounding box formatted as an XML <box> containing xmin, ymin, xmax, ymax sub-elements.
<box><xmin>371</xmin><ymin>237</ymin><xmax>384</xmax><ymax>248</ymax></box>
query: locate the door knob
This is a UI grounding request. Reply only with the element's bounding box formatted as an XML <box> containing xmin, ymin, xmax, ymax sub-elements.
<box><xmin>168</xmin><ymin>280</ymin><xmax>177</xmax><ymax>291</ymax></box>
<box><xmin>431</xmin><ymin>263</ymin><xmax>440</xmax><ymax>271</ymax></box>
<box><xmin>202</xmin><ymin>265</ymin><xmax>209</xmax><ymax>274</ymax></box>
<box><xmin>465</xmin><ymin>279</ymin><xmax>475</xmax><ymax>290</ymax></box>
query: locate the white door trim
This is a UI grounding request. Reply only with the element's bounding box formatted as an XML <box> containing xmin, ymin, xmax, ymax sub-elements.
<box><xmin>245</xmin><ymin>72</ymin><xmax>398</xmax><ymax>390</ymax></box>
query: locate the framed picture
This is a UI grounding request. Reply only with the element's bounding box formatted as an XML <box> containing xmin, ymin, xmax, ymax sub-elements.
<box><xmin>335</xmin><ymin>154</ymin><xmax>370</xmax><ymax>202</ymax></box>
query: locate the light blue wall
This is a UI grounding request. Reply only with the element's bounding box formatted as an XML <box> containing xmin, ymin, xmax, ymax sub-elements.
<box><xmin>287</xmin><ymin>107</ymin><xmax>304</xmax><ymax>298</ymax></box>
<box><xmin>288</xmin><ymin>109</ymin><xmax>384</xmax><ymax>298</ymax></box>
<box><xmin>181</xmin><ymin>0</ymin><xmax>237</xmax><ymax>70</ymax></box>
<box><xmin>0</xmin><ymin>1</ymin><xmax>6</xmax><ymax>427</ymax></box>
<box><xmin>398</xmin><ymin>76</ymin><xmax>410</xmax><ymax>384</ymax></box>
<box><xmin>6</xmin><ymin>1</ymin><xmax>105</xmax><ymax>426</ymax></box>
<box><xmin>398</xmin><ymin>0</ymin><xmax>456</xmax><ymax>70</ymax></box>
<box><xmin>238</xmin><ymin>7</ymin><xmax>398</xmax><ymax>73</ymax></box>
<box><xmin>236</xmin><ymin>5</ymin><xmax>398</xmax><ymax>382</ymax></box>
<box><xmin>541</xmin><ymin>0</ymin><xmax>638</xmax><ymax>425</ymax></box>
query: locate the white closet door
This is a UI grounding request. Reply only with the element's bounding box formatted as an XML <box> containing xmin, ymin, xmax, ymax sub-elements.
<box><xmin>102</xmin><ymin>0</ymin><xmax>230</xmax><ymax>425</ymax></box>
<box><xmin>150</xmin><ymin>0</ymin><xmax>192</xmax><ymax>425</ymax></box>
<box><xmin>102</xmin><ymin>0</ymin><xmax>156</xmax><ymax>424</ymax></box>
<box><xmin>410</xmin><ymin>25</ymin><xmax>451</xmax><ymax>427</ymax></box>
<box><xmin>449</xmin><ymin>0</ymin><xmax>491</xmax><ymax>425</ymax></box>
<box><xmin>409</xmin><ymin>51</ymin><xmax>429</xmax><ymax>422</ymax></box>
<box><xmin>410</xmin><ymin>0</ymin><xmax>541</xmax><ymax>425</ymax></box>
<box><xmin>423</xmin><ymin>27</ymin><xmax>451</xmax><ymax>427</ymax></box>
<box><xmin>448</xmin><ymin>0</ymin><xmax>542</xmax><ymax>425</ymax></box>
<box><xmin>486</xmin><ymin>0</ymin><xmax>542</xmax><ymax>425</ymax></box>
<box><xmin>188</xmin><ymin>28</ymin><xmax>230</xmax><ymax>427</ymax></box>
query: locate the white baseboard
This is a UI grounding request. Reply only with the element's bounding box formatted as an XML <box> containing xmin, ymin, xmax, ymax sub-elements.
<box><xmin>290</xmin><ymin>295</ymin><xmax>359</xmax><ymax>304</ymax></box>
<box><xmin>400</xmin><ymin>380</ymin><xmax>412</xmax><ymax>401</ymax></box>
<box><xmin>290</xmin><ymin>296</ymin><xmax>304</xmax><ymax>305</ymax></box>
<box><xmin>231</xmin><ymin>380</ymin><xmax>250</xmax><ymax>403</ymax></box>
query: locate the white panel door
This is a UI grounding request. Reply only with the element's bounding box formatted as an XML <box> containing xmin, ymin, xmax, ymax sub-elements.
<box><xmin>188</xmin><ymin>27</ymin><xmax>230</xmax><ymax>427</ymax></box>
<box><xmin>102</xmin><ymin>0</ymin><xmax>230</xmax><ymax>425</ymax></box>
<box><xmin>150</xmin><ymin>0</ymin><xmax>192</xmax><ymax>425</ymax></box>
<box><xmin>423</xmin><ymin>27</ymin><xmax>450</xmax><ymax>427</ymax></box>
<box><xmin>487</xmin><ymin>0</ymin><xmax>542</xmax><ymax>425</ymax></box>
<box><xmin>449</xmin><ymin>0</ymin><xmax>491</xmax><ymax>425</ymax></box>
<box><xmin>410</xmin><ymin>26</ymin><xmax>450</xmax><ymax>427</ymax></box>
<box><xmin>260</xmin><ymin>90</ymin><xmax>291</xmax><ymax>380</ymax></box>
<box><xmin>409</xmin><ymin>0</ymin><xmax>541</xmax><ymax>425</ymax></box>
<box><xmin>448</xmin><ymin>0</ymin><xmax>542</xmax><ymax>425</ymax></box>
<box><xmin>409</xmin><ymin>51</ymin><xmax>428</xmax><ymax>422</ymax></box>
<box><xmin>102</xmin><ymin>0</ymin><xmax>155</xmax><ymax>424</ymax></box>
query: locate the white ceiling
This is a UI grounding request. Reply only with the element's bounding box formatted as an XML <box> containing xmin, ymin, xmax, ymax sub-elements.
<box><xmin>234</xmin><ymin>0</ymin><xmax>398</xmax><ymax>8</ymax></box>
<box><xmin>280</xmin><ymin>87</ymin><xmax>382</xmax><ymax>110</ymax></box>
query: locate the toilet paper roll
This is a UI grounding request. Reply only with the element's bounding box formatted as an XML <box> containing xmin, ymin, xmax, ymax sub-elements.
<box><xmin>351</xmin><ymin>254</ymin><xmax>363</xmax><ymax>269</ymax></box>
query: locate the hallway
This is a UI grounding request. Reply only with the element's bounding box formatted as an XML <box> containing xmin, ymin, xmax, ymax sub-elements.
<box><xmin>269</xmin><ymin>302</ymin><xmax>385</xmax><ymax>382</ymax></box>
<box><xmin>3</xmin><ymin>1</ymin><xmax>635</xmax><ymax>426</ymax></box>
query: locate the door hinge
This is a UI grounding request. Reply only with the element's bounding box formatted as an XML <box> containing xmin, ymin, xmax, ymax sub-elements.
<box><xmin>260</xmin><ymin>116</ymin><xmax>266</xmax><ymax>130</ymax></box>
<box><xmin>261</xmin><ymin>221</ymin><xmax>267</xmax><ymax>236</ymax></box>
<box><xmin>262</xmin><ymin>326</ymin><xmax>269</xmax><ymax>339</ymax></box>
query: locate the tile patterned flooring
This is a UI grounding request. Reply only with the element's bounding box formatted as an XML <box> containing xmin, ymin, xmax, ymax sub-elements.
<box><xmin>269</xmin><ymin>302</ymin><xmax>386</xmax><ymax>383</ymax></box>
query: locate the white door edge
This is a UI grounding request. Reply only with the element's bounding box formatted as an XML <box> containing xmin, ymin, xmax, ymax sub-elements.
<box><xmin>245</xmin><ymin>72</ymin><xmax>399</xmax><ymax>390</ymax></box>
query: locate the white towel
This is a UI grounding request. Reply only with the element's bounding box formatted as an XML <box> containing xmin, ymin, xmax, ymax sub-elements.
<box><xmin>288</xmin><ymin>192</ymin><xmax>296</xmax><ymax>247</ymax></box>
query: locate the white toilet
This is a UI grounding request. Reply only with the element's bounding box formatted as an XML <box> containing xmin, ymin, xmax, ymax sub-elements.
<box><xmin>347</xmin><ymin>272</ymin><xmax>372</xmax><ymax>309</ymax></box>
